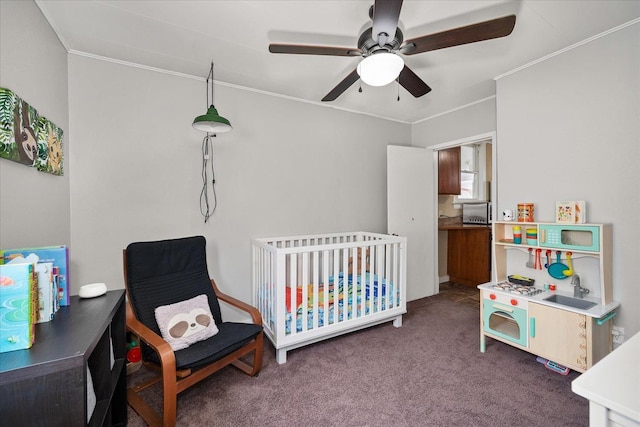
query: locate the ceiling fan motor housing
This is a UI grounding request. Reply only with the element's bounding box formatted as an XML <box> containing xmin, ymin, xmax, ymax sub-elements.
<box><xmin>358</xmin><ymin>27</ymin><xmax>404</xmax><ymax>57</ymax></box>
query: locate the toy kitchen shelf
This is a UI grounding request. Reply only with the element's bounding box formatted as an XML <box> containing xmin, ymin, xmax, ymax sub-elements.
<box><xmin>492</xmin><ymin>221</ymin><xmax>612</xmax><ymax>305</ymax></box>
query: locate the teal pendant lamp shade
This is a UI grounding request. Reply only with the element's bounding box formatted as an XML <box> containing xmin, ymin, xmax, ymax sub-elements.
<box><xmin>193</xmin><ymin>61</ymin><xmax>232</xmax><ymax>134</ymax></box>
<box><xmin>193</xmin><ymin>105</ymin><xmax>232</xmax><ymax>133</ymax></box>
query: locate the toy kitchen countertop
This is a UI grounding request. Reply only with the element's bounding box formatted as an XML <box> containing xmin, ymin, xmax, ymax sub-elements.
<box><xmin>478</xmin><ymin>282</ymin><xmax>620</xmax><ymax>319</ymax></box>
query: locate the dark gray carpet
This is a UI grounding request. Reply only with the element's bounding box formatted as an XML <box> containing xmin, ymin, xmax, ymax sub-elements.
<box><xmin>127</xmin><ymin>294</ymin><xmax>588</xmax><ymax>426</ymax></box>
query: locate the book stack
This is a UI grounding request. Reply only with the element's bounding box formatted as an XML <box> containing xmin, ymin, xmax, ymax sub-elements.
<box><xmin>0</xmin><ymin>246</ymin><xmax>69</xmax><ymax>352</ymax></box>
<box><xmin>0</xmin><ymin>263</ymin><xmax>37</xmax><ymax>352</ymax></box>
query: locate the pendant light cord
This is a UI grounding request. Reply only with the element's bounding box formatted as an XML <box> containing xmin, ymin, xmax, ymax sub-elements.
<box><xmin>206</xmin><ymin>61</ymin><xmax>214</xmax><ymax>108</ymax></box>
<box><xmin>200</xmin><ymin>134</ymin><xmax>217</xmax><ymax>222</ymax></box>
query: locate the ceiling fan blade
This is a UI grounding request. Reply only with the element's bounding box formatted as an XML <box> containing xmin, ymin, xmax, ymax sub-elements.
<box><xmin>401</xmin><ymin>14</ymin><xmax>516</xmax><ymax>55</ymax></box>
<box><xmin>372</xmin><ymin>0</ymin><xmax>403</xmax><ymax>46</ymax></box>
<box><xmin>269</xmin><ymin>44</ymin><xmax>360</xmax><ymax>56</ymax></box>
<box><xmin>398</xmin><ymin>66</ymin><xmax>431</xmax><ymax>98</ymax></box>
<box><xmin>322</xmin><ymin>69</ymin><xmax>360</xmax><ymax>102</ymax></box>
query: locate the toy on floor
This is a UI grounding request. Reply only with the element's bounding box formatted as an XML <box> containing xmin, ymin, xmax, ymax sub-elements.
<box><xmin>536</xmin><ymin>356</ymin><xmax>570</xmax><ymax>375</ymax></box>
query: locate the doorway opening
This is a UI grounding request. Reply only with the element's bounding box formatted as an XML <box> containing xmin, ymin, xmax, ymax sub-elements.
<box><xmin>433</xmin><ymin>132</ymin><xmax>496</xmax><ymax>289</ymax></box>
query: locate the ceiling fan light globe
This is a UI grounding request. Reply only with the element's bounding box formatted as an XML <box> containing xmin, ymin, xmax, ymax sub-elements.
<box><xmin>192</xmin><ymin>105</ymin><xmax>233</xmax><ymax>133</ymax></box>
<box><xmin>356</xmin><ymin>53</ymin><xmax>404</xmax><ymax>87</ymax></box>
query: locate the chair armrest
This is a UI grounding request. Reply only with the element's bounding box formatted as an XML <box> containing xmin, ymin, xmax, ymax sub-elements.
<box><xmin>210</xmin><ymin>279</ymin><xmax>262</xmax><ymax>325</ymax></box>
<box><xmin>126</xmin><ymin>302</ymin><xmax>176</xmax><ymax>369</ymax></box>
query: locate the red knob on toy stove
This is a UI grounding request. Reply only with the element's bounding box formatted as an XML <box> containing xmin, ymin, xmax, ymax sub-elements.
<box><xmin>490</xmin><ymin>294</ymin><xmax>496</xmax><ymax>300</ymax></box>
<box><xmin>510</xmin><ymin>299</ymin><xmax>518</xmax><ymax>306</ymax></box>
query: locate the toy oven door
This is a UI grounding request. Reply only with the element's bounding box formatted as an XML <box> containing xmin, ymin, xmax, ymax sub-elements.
<box><xmin>483</xmin><ymin>298</ymin><xmax>528</xmax><ymax>347</ymax></box>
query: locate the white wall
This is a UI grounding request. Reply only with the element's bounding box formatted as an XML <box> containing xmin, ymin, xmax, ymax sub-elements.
<box><xmin>0</xmin><ymin>0</ymin><xmax>70</xmax><ymax>250</ymax></box>
<box><xmin>411</xmin><ymin>98</ymin><xmax>497</xmax><ymax>149</ymax></box>
<box><xmin>68</xmin><ymin>55</ymin><xmax>410</xmax><ymax>303</ymax></box>
<box><xmin>496</xmin><ymin>22</ymin><xmax>640</xmax><ymax>337</ymax></box>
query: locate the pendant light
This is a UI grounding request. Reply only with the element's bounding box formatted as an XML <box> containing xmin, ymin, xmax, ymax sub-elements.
<box><xmin>192</xmin><ymin>61</ymin><xmax>232</xmax><ymax>134</ymax></box>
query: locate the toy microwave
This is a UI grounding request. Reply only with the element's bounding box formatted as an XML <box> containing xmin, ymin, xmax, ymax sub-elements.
<box><xmin>538</xmin><ymin>224</ymin><xmax>600</xmax><ymax>252</ymax></box>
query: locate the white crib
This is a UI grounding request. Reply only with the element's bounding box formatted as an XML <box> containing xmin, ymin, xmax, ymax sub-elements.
<box><xmin>252</xmin><ymin>231</ymin><xmax>406</xmax><ymax>364</ymax></box>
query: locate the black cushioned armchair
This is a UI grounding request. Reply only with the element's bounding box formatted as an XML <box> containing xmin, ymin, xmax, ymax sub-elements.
<box><xmin>123</xmin><ymin>236</ymin><xmax>263</xmax><ymax>427</ymax></box>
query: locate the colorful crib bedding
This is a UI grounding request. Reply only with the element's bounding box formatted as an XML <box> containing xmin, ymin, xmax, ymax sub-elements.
<box><xmin>280</xmin><ymin>272</ymin><xmax>397</xmax><ymax>334</ymax></box>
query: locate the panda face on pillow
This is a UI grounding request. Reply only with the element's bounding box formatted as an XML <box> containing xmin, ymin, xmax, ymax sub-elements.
<box><xmin>155</xmin><ymin>294</ymin><xmax>219</xmax><ymax>351</ymax></box>
<box><xmin>167</xmin><ymin>308</ymin><xmax>212</xmax><ymax>338</ymax></box>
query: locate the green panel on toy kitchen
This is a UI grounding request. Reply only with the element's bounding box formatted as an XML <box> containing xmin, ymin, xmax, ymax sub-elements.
<box><xmin>483</xmin><ymin>299</ymin><xmax>528</xmax><ymax>347</ymax></box>
<box><xmin>538</xmin><ymin>224</ymin><xmax>600</xmax><ymax>252</ymax></box>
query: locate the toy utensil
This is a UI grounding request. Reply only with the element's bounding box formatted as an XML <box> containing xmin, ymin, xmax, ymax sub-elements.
<box><xmin>548</xmin><ymin>251</ymin><xmax>570</xmax><ymax>280</ymax></box>
<box><xmin>526</xmin><ymin>248</ymin><xmax>534</xmax><ymax>268</ymax></box>
<box><xmin>562</xmin><ymin>252</ymin><xmax>574</xmax><ymax>276</ymax></box>
<box><xmin>535</xmin><ymin>248</ymin><xmax>542</xmax><ymax>270</ymax></box>
<box><xmin>544</xmin><ymin>249</ymin><xmax>551</xmax><ymax>269</ymax></box>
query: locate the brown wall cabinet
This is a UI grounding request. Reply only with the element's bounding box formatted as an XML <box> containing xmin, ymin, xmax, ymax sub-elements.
<box><xmin>447</xmin><ymin>228</ymin><xmax>491</xmax><ymax>286</ymax></box>
<box><xmin>438</xmin><ymin>146</ymin><xmax>461</xmax><ymax>195</ymax></box>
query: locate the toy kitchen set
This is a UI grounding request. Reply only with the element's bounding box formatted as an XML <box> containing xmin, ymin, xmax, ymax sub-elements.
<box><xmin>479</xmin><ymin>201</ymin><xmax>620</xmax><ymax>374</ymax></box>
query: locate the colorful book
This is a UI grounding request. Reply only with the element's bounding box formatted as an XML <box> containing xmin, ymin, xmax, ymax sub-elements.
<box><xmin>0</xmin><ymin>263</ymin><xmax>36</xmax><ymax>352</ymax></box>
<box><xmin>2</xmin><ymin>246</ymin><xmax>70</xmax><ymax>306</ymax></box>
<box><xmin>34</xmin><ymin>262</ymin><xmax>55</xmax><ymax>323</ymax></box>
<box><xmin>52</xmin><ymin>266</ymin><xmax>61</xmax><ymax>313</ymax></box>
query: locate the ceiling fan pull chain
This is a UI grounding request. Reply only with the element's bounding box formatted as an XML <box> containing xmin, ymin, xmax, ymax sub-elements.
<box><xmin>359</xmin><ymin>82</ymin><xmax>362</xmax><ymax>93</ymax></box>
<box><xmin>397</xmin><ymin>78</ymin><xmax>400</xmax><ymax>101</ymax></box>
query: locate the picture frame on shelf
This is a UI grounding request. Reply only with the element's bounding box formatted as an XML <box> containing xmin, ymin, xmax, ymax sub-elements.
<box><xmin>555</xmin><ymin>200</ymin><xmax>586</xmax><ymax>223</ymax></box>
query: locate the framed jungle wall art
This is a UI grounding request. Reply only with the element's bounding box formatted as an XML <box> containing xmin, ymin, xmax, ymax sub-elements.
<box><xmin>0</xmin><ymin>87</ymin><xmax>64</xmax><ymax>175</ymax></box>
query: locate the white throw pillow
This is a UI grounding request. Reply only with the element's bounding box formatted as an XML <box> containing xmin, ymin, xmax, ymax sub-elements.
<box><xmin>154</xmin><ymin>294</ymin><xmax>219</xmax><ymax>351</ymax></box>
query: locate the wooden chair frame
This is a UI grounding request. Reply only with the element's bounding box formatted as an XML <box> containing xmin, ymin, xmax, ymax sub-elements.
<box><xmin>124</xmin><ymin>261</ymin><xmax>263</xmax><ymax>427</ymax></box>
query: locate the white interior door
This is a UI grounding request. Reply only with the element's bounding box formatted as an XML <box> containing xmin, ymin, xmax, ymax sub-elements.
<box><xmin>387</xmin><ymin>145</ymin><xmax>437</xmax><ymax>301</ymax></box>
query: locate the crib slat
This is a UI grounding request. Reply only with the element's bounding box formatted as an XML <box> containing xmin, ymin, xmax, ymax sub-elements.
<box><xmin>372</xmin><ymin>244</ymin><xmax>378</xmax><ymax>313</ymax></box>
<box><xmin>276</xmin><ymin>249</ymin><xmax>287</xmax><ymax>342</ymax></box>
<box><xmin>289</xmin><ymin>253</ymin><xmax>297</xmax><ymax>335</ymax></box>
<box><xmin>392</xmin><ymin>243</ymin><xmax>399</xmax><ymax>307</ymax></box>
<box><xmin>301</xmin><ymin>252</ymin><xmax>309</xmax><ymax>333</ymax></box>
<box><xmin>331</xmin><ymin>249</ymin><xmax>344</xmax><ymax>324</ymax></box>
<box><xmin>365</xmin><ymin>244</ymin><xmax>372</xmax><ymax>315</ymax></box>
<box><xmin>377</xmin><ymin>244</ymin><xmax>384</xmax><ymax>313</ymax></box>
<box><xmin>322</xmin><ymin>250</ymin><xmax>329</xmax><ymax>327</ymax></box>
<box><xmin>384</xmin><ymin>243</ymin><xmax>392</xmax><ymax>308</ymax></box>
<box><xmin>312</xmin><ymin>251</ymin><xmax>319</xmax><ymax>330</ymax></box>
<box><xmin>338</xmin><ymin>248</ymin><xmax>350</xmax><ymax>323</ymax></box>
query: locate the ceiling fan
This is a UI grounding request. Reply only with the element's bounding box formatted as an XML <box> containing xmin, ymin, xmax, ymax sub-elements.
<box><xmin>269</xmin><ymin>0</ymin><xmax>516</xmax><ymax>101</ymax></box>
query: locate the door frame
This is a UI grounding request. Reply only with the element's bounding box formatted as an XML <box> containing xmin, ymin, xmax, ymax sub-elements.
<box><xmin>431</xmin><ymin>131</ymin><xmax>497</xmax><ymax>285</ymax></box>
